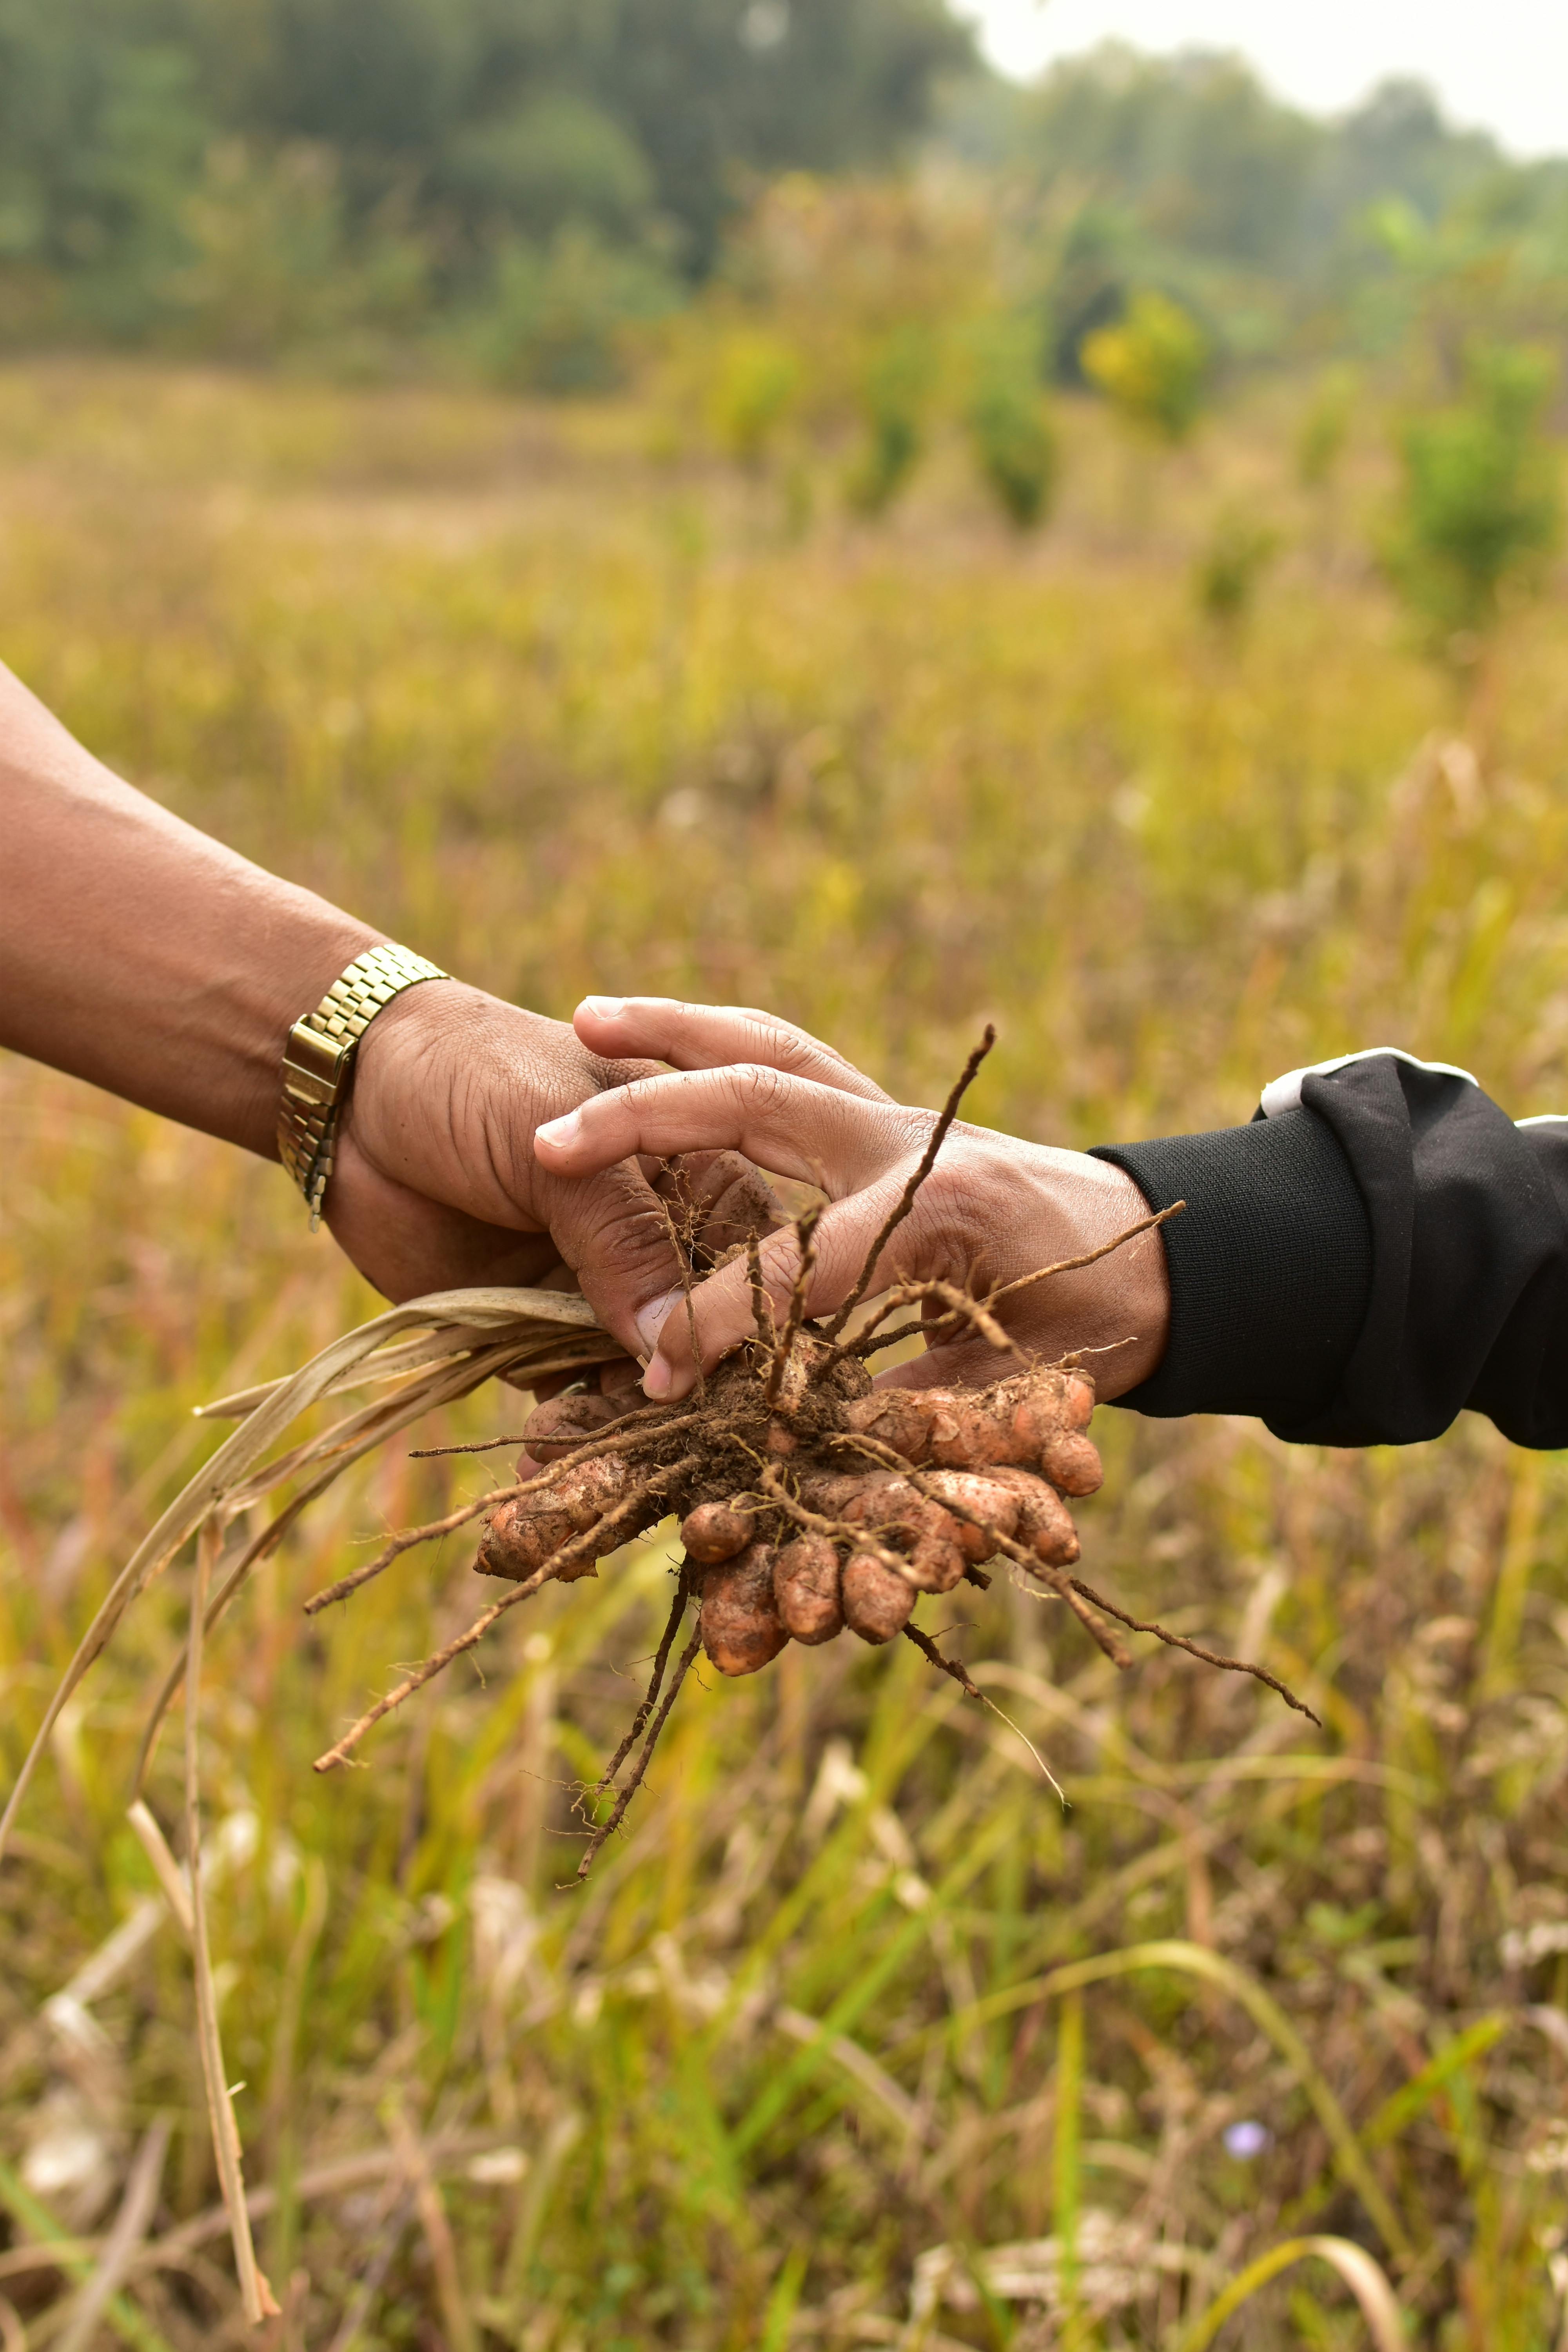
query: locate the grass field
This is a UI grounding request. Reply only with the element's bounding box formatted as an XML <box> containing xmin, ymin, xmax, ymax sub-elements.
<box><xmin>3</xmin><ymin>360</ymin><xmax>1568</xmax><ymax>2350</ymax></box>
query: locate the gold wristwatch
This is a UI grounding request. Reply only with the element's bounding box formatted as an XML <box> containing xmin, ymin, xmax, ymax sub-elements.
<box><xmin>278</xmin><ymin>943</ymin><xmax>449</xmax><ymax>1227</ymax></box>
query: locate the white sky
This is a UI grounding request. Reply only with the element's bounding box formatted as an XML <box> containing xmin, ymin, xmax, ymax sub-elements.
<box><xmin>962</xmin><ymin>2</ymin><xmax>1568</xmax><ymax>160</ymax></box>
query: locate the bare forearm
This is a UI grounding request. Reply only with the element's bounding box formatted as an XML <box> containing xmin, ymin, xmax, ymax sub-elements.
<box><xmin>0</xmin><ymin>661</ymin><xmax>379</xmax><ymax>1156</ymax></box>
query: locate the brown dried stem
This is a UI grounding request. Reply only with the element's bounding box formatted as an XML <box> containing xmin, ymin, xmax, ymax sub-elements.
<box><xmin>1070</xmin><ymin>1577</ymin><xmax>1321</xmax><ymax>1725</ymax></box>
<box><xmin>185</xmin><ymin>1526</ymin><xmax>277</xmax><ymax>2322</ymax></box>
<box><xmin>823</xmin><ymin>1025</ymin><xmax>995</xmax><ymax>1341</ymax></box>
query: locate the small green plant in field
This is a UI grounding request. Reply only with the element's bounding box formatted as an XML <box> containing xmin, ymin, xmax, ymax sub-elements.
<box><xmin>1296</xmin><ymin>363</ymin><xmax>1357</xmax><ymax>493</ymax></box>
<box><xmin>1384</xmin><ymin>343</ymin><xmax>1563</xmax><ymax>666</ymax></box>
<box><xmin>965</xmin><ymin>314</ymin><xmax>1056</xmax><ymax>530</ymax></box>
<box><xmin>1081</xmin><ymin>289</ymin><xmax>1210</xmax><ymax>446</ymax></box>
<box><xmin>1194</xmin><ymin>507</ymin><xmax>1281</xmax><ymax>631</ymax></box>
<box><xmin>469</xmin><ymin>226</ymin><xmax>675</xmax><ymax>394</ymax></box>
<box><xmin>844</xmin><ymin>323</ymin><xmax>933</xmax><ymax>516</ymax></box>
<box><xmin>705</xmin><ymin>328</ymin><xmax>802</xmax><ymax>471</ymax></box>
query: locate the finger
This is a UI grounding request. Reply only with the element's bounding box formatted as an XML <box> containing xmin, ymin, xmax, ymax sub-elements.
<box><xmin>639</xmin><ymin>1171</ymin><xmax>916</xmax><ymax>1400</ymax></box>
<box><xmin>540</xmin><ymin>1156</ymin><xmax>695</xmax><ymax>1362</ymax></box>
<box><xmin>534</xmin><ymin>1065</ymin><xmax>921</xmax><ymax>1196</ymax></box>
<box><xmin>573</xmin><ymin>997</ymin><xmax>893</xmax><ymax>1103</ymax></box>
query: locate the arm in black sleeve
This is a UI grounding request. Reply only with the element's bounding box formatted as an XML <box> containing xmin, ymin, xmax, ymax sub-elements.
<box><xmin>1090</xmin><ymin>1049</ymin><xmax>1568</xmax><ymax>1449</ymax></box>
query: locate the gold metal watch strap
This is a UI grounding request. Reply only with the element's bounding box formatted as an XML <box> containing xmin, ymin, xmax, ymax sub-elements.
<box><xmin>278</xmin><ymin>943</ymin><xmax>448</xmax><ymax>1228</ymax></box>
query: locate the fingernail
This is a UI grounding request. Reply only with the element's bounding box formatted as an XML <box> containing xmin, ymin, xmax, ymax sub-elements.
<box><xmin>642</xmin><ymin>1354</ymin><xmax>673</xmax><ymax>1399</ymax></box>
<box><xmin>536</xmin><ymin>1109</ymin><xmax>582</xmax><ymax>1150</ymax></box>
<box><xmin>580</xmin><ymin>995</ymin><xmax>628</xmax><ymax>1019</ymax></box>
<box><xmin>634</xmin><ymin>1287</ymin><xmax>683</xmax><ymax>1360</ymax></box>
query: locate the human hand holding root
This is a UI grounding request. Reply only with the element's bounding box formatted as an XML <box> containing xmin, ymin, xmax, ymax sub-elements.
<box><xmin>535</xmin><ymin>997</ymin><xmax>1174</xmax><ymax>1401</ymax></box>
<box><xmin>302</xmin><ymin>1030</ymin><xmax>1314</xmax><ymax>1885</ymax></box>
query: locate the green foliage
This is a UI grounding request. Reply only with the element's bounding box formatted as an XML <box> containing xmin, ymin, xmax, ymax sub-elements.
<box><xmin>441</xmin><ymin>92</ymin><xmax>656</xmax><ymax>245</ymax></box>
<box><xmin>704</xmin><ymin>327</ymin><xmax>803</xmax><ymax>469</ymax></box>
<box><xmin>844</xmin><ymin>320</ymin><xmax>932</xmax><ymax>514</ymax></box>
<box><xmin>1385</xmin><ymin>345</ymin><xmax>1563</xmax><ymax>654</ymax></box>
<box><xmin>162</xmin><ymin>140</ymin><xmax>431</xmax><ymax>360</ymax></box>
<box><xmin>964</xmin><ymin>313</ymin><xmax>1056</xmax><ymax>529</ymax></box>
<box><xmin>1193</xmin><ymin>507</ymin><xmax>1280</xmax><ymax>630</ymax></box>
<box><xmin>0</xmin><ymin>0</ymin><xmax>973</xmax><ymax>356</ymax></box>
<box><xmin>1081</xmin><ymin>287</ymin><xmax>1209</xmax><ymax>445</ymax></box>
<box><xmin>0</xmin><ymin>14</ymin><xmax>211</xmax><ymax>342</ymax></box>
<box><xmin>943</xmin><ymin>47</ymin><xmax>1566</xmax><ymax>384</ymax></box>
<box><xmin>1012</xmin><ymin>43</ymin><xmax>1321</xmax><ymax>274</ymax></box>
<box><xmin>1296</xmin><ymin>363</ymin><xmax>1357</xmax><ymax>491</ymax></box>
<box><xmin>464</xmin><ymin>226</ymin><xmax>675</xmax><ymax>394</ymax></box>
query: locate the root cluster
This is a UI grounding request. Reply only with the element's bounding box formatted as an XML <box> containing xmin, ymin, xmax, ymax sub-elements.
<box><xmin>480</xmin><ymin>1345</ymin><xmax>1103</xmax><ymax>1665</ymax></box>
<box><xmin>303</xmin><ymin>1033</ymin><xmax>1316</xmax><ymax>1876</ymax></box>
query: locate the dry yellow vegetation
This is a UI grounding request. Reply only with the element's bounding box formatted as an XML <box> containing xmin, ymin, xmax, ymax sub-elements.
<box><xmin>3</xmin><ymin>361</ymin><xmax>1568</xmax><ymax>2349</ymax></box>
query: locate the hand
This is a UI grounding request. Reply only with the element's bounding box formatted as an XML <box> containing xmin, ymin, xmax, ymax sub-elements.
<box><xmin>533</xmin><ymin>998</ymin><xmax>1172</xmax><ymax>1399</ymax></box>
<box><xmin>324</xmin><ymin>981</ymin><xmax>777</xmax><ymax>1359</ymax></box>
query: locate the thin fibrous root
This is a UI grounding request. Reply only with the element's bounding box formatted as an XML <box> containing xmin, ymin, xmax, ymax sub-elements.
<box><xmin>833</xmin><ymin>1432</ymin><xmax>1132</xmax><ymax>1668</ymax></box>
<box><xmin>305</xmin><ymin>1416</ymin><xmax>706</xmax><ymax>1615</ymax></box>
<box><xmin>857</xmin><ymin>1203</ymin><xmax>1189</xmax><ymax>1361</ymax></box>
<box><xmin>902</xmin><ymin>1625</ymin><xmax>1070</xmax><ymax>1808</ymax></box>
<box><xmin>305</xmin><ymin>1484</ymin><xmax>524</xmax><ymax>1616</ymax></box>
<box><xmin>586</xmin><ymin>1572</ymin><xmax>693</xmax><ymax>1798</ymax></box>
<box><xmin>746</xmin><ymin>1234</ymin><xmax>779</xmax><ymax>1351</ymax></box>
<box><xmin>824</xmin><ymin>1025</ymin><xmax>995</xmax><ymax>1342</ymax></box>
<box><xmin>985</xmin><ymin>1202</ymin><xmax>1187</xmax><ymax>1307</ymax></box>
<box><xmin>848</xmin><ymin>1277</ymin><xmax>1018</xmax><ymax>1361</ymax></box>
<box><xmin>765</xmin><ymin>1203</ymin><xmax>823</xmax><ymax>1406</ymax></box>
<box><xmin>312</xmin><ymin>1565</ymin><xmax>554</xmax><ymax>1772</ymax></box>
<box><xmin>572</xmin><ymin>1625</ymin><xmax>705</xmax><ymax>1882</ymax></box>
<box><xmin>902</xmin><ymin>1621</ymin><xmax>982</xmax><ymax>1699</ymax></box>
<box><xmin>649</xmin><ymin>1180</ymin><xmax>706</xmax><ymax>1405</ymax></box>
<box><xmin>410</xmin><ymin>1399</ymin><xmax>666</xmax><ymax>1460</ymax></box>
<box><xmin>1070</xmin><ymin>1577</ymin><xmax>1322</xmax><ymax>1724</ymax></box>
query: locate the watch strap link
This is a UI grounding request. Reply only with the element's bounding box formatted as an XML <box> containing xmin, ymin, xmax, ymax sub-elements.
<box><xmin>278</xmin><ymin>943</ymin><xmax>448</xmax><ymax>1227</ymax></box>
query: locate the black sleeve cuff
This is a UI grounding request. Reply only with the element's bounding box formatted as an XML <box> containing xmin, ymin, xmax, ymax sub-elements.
<box><xmin>1089</xmin><ymin>1106</ymin><xmax>1374</xmax><ymax>1435</ymax></box>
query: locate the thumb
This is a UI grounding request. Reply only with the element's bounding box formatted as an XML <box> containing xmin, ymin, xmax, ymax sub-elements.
<box><xmin>540</xmin><ymin>1157</ymin><xmax>690</xmax><ymax>1363</ymax></box>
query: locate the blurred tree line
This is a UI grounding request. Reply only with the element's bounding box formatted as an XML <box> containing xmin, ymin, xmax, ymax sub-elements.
<box><xmin>0</xmin><ymin>0</ymin><xmax>971</xmax><ymax>368</ymax></box>
<box><xmin>4</xmin><ymin>1</ymin><xmax>1568</xmax><ymax>458</ymax></box>
<box><xmin>945</xmin><ymin>43</ymin><xmax>1568</xmax><ymax>377</ymax></box>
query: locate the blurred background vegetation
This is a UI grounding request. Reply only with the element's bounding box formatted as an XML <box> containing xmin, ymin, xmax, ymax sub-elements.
<box><xmin>4</xmin><ymin>0</ymin><xmax>1568</xmax><ymax>394</ymax></box>
<box><xmin>4</xmin><ymin>5</ymin><xmax>1568</xmax><ymax>2350</ymax></box>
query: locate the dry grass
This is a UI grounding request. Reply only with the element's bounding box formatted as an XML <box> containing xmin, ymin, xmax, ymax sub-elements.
<box><xmin>2</xmin><ymin>359</ymin><xmax>1568</xmax><ymax>2348</ymax></box>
